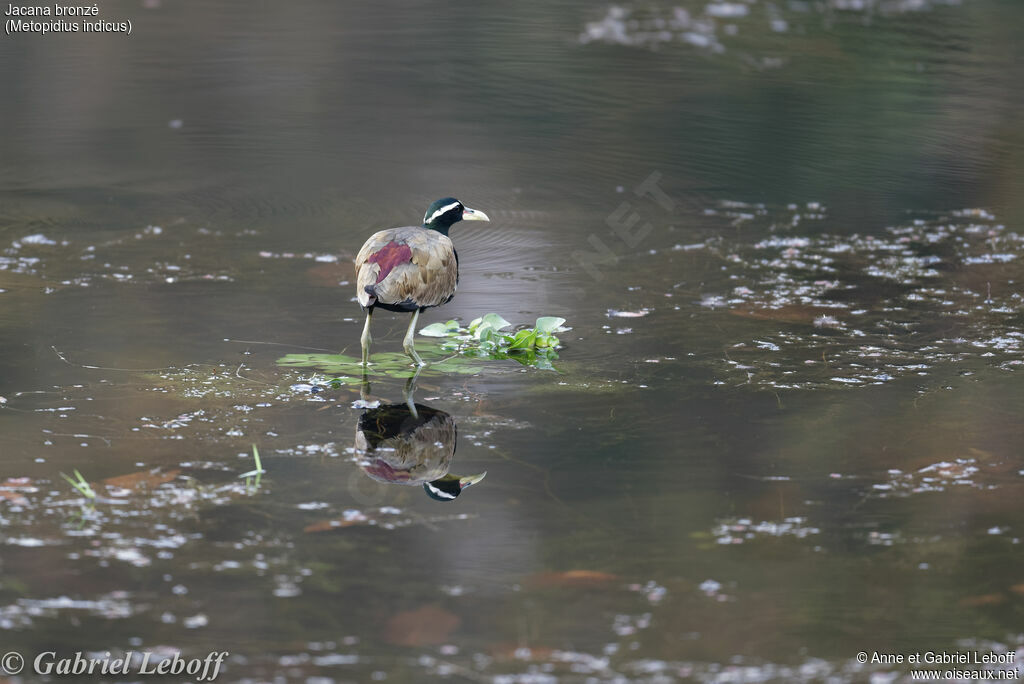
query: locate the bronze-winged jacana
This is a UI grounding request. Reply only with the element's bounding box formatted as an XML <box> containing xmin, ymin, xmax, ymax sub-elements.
<box><xmin>354</xmin><ymin>197</ymin><xmax>489</xmax><ymax>366</ymax></box>
<box><xmin>354</xmin><ymin>401</ymin><xmax>486</xmax><ymax>501</ymax></box>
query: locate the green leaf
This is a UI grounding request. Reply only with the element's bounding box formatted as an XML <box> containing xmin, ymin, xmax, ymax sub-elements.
<box><xmin>419</xmin><ymin>322</ymin><xmax>454</xmax><ymax>337</ymax></box>
<box><xmin>535</xmin><ymin>316</ymin><xmax>566</xmax><ymax>334</ymax></box>
<box><xmin>467</xmin><ymin>317</ymin><xmax>483</xmax><ymax>332</ymax></box>
<box><xmin>277</xmin><ymin>352</ymin><xmax>394</xmax><ymax>376</ymax></box>
<box><xmin>277</xmin><ymin>349</ymin><xmax>484</xmax><ymax>378</ymax></box>
<box><xmin>481</xmin><ymin>313</ymin><xmax>512</xmax><ymax>331</ymax></box>
<box><xmin>532</xmin><ymin>355</ymin><xmax>557</xmax><ymax>371</ymax></box>
<box><xmin>505</xmin><ymin>350</ymin><xmax>536</xmax><ymax>366</ymax></box>
<box><xmin>541</xmin><ymin>335</ymin><xmax>560</xmax><ymax>348</ymax></box>
<box><xmin>511</xmin><ymin>329</ymin><xmax>533</xmax><ymax>342</ymax></box>
<box><xmin>507</xmin><ymin>329</ymin><xmax>539</xmax><ymax>351</ymax></box>
<box><xmin>278</xmin><ymin>352</ymin><xmax>361</xmax><ymax>367</ymax></box>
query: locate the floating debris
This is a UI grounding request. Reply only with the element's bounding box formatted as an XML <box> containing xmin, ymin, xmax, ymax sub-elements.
<box><xmin>712</xmin><ymin>516</ymin><xmax>821</xmax><ymax>544</ymax></box>
<box><xmin>607</xmin><ymin>309</ymin><xmax>651</xmax><ymax>318</ymax></box>
<box><xmin>870</xmin><ymin>458</ymin><xmax>1001</xmax><ymax>497</ymax></box>
<box><xmin>303</xmin><ymin>507</ymin><xmax>473</xmax><ymax>534</ymax></box>
<box><xmin>579</xmin><ymin>0</ymin><xmax>966</xmax><ymax>66</ymax></box>
<box><xmin>699</xmin><ymin>205</ymin><xmax>1024</xmax><ymax>390</ymax></box>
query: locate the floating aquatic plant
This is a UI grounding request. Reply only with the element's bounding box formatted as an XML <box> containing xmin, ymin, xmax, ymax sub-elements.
<box><xmin>276</xmin><ymin>347</ymin><xmax>484</xmax><ymax>384</ymax></box>
<box><xmin>60</xmin><ymin>469</ymin><xmax>96</xmax><ymax>500</ymax></box>
<box><xmin>60</xmin><ymin>469</ymin><xmax>98</xmax><ymax>527</ymax></box>
<box><xmin>419</xmin><ymin>313</ymin><xmax>568</xmax><ymax>370</ymax></box>
<box><xmin>275</xmin><ymin>314</ymin><xmax>566</xmax><ymax>380</ymax></box>
<box><xmin>238</xmin><ymin>444</ymin><xmax>265</xmax><ymax>490</ymax></box>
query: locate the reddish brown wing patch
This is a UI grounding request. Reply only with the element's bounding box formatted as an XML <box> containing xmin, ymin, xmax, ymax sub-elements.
<box><xmin>367</xmin><ymin>242</ymin><xmax>413</xmax><ymax>285</ymax></box>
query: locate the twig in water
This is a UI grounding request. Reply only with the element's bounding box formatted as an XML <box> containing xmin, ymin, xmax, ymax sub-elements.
<box><xmin>234</xmin><ymin>363</ymin><xmax>273</xmax><ymax>386</ymax></box>
<box><xmin>51</xmin><ymin>346</ymin><xmax>174</xmax><ymax>372</ymax></box>
<box><xmin>46</xmin><ymin>432</ymin><xmax>112</xmax><ymax>447</ymax></box>
<box><xmin>223</xmin><ymin>338</ymin><xmax>335</xmax><ymax>353</ymax></box>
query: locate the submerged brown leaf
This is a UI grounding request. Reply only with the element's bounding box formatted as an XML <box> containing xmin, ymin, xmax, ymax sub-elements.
<box><xmin>958</xmin><ymin>593</ymin><xmax>1006</xmax><ymax>607</ymax></box>
<box><xmin>385</xmin><ymin>604</ymin><xmax>460</xmax><ymax>646</ymax></box>
<box><xmin>103</xmin><ymin>468</ymin><xmax>181</xmax><ymax>491</ymax></box>
<box><xmin>303</xmin><ymin>519</ymin><xmax>364</xmax><ymax>533</ymax></box>
<box><xmin>729</xmin><ymin>305</ymin><xmax>845</xmax><ymax>326</ymax></box>
<box><xmin>0</xmin><ymin>490</ymin><xmax>29</xmax><ymax>506</ymax></box>
<box><xmin>1</xmin><ymin>477</ymin><xmax>37</xmax><ymax>505</ymax></box>
<box><xmin>526</xmin><ymin>570</ymin><xmax>621</xmax><ymax>588</ymax></box>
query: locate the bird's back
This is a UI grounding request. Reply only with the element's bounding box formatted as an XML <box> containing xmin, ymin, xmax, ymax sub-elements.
<box><xmin>355</xmin><ymin>226</ymin><xmax>458</xmax><ymax>310</ymax></box>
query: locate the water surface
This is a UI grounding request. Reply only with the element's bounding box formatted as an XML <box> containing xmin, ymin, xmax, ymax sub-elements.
<box><xmin>2</xmin><ymin>0</ymin><xmax>1024</xmax><ymax>681</ymax></box>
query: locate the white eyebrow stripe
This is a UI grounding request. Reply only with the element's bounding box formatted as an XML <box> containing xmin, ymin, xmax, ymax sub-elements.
<box><xmin>425</xmin><ymin>201</ymin><xmax>461</xmax><ymax>224</ymax></box>
<box><xmin>425</xmin><ymin>483</ymin><xmax>456</xmax><ymax>499</ymax></box>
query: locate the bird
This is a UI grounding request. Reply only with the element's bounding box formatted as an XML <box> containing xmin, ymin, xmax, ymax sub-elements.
<box><xmin>354</xmin><ymin>197</ymin><xmax>489</xmax><ymax>366</ymax></box>
<box><xmin>354</xmin><ymin>400</ymin><xmax>487</xmax><ymax>501</ymax></box>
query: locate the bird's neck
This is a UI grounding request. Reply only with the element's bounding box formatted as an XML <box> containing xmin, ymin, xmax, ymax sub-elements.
<box><xmin>422</xmin><ymin>223</ymin><xmax>453</xmax><ymax>236</ymax></box>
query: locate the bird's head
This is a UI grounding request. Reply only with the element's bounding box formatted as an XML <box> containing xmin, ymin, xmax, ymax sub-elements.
<box><xmin>422</xmin><ymin>197</ymin><xmax>489</xmax><ymax>235</ymax></box>
<box><xmin>423</xmin><ymin>471</ymin><xmax>487</xmax><ymax>501</ymax></box>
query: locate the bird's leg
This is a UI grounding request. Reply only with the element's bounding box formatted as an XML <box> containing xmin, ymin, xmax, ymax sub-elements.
<box><xmin>403</xmin><ymin>365</ymin><xmax>422</xmax><ymax>418</ymax></box>
<box><xmin>403</xmin><ymin>309</ymin><xmax>425</xmax><ymax>367</ymax></box>
<box><xmin>359</xmin><ymin>369</ymin><xmax>371</xmax><ymax>403</ymax></box>
<box><xmin>360</xmin><ymin>309</ymin><xmax>373</xmax><ymax>366</ymax></box>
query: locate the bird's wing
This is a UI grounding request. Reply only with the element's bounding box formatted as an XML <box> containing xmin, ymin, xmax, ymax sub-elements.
<box><xmin>355</xmin><ymin>229</ymin><xmax>412</xmax><ymax>307</ymax></box>
<box><xmin>368</xmin><ymin>231</ymin><xmax>458</xmax><ymax>308</ymax></box>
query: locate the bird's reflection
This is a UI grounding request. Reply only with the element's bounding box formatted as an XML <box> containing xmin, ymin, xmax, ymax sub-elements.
<box><xmin>354</xmin><ymin>374</ymin><xmax>486</xmax><ymax>501</ymax></box>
